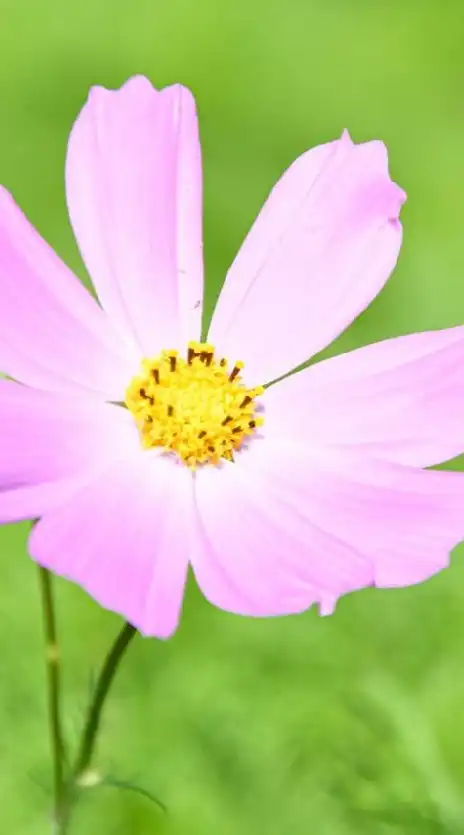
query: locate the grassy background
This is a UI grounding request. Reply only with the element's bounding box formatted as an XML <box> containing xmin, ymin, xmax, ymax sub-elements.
<box><xmin>1</xmin><ymin>0</ymin><xmax>464</xmax><ymax>832</ymax></box>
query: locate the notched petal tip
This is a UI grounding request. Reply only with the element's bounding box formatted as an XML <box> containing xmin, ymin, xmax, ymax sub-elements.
<box><xmin>86</xmin><ymin>76</ymin><xmax>197</xmax><ymax>112</ymax></box>
<box><xmin>87</xmin><ymin>75</ymin><xmax>156</xmax><ymax>100</ymax></box>
<box><xmin>160</xmin><ymin>84</ymin><xmax>200</xmax><ymax>133</ymax></box>
<box><xmin>389</xmin><ymin>188</ymin><xmax>407</xmax><ymax>220</ymax></box>
<box><xmin>355</xmin><ymin>138</ymin><xmax>407</xmax><ymax>215</ymax></box>
<box><xmin>318</xmin><ymin>596</ymin><xmax>338</xmax><ymax>617</ymax></box>
<box><xmin>338</xmin><ymin>133</ymin><xmax>407</xmax><ymax>220</ymax></box>
<box><xmin>340</xmin><ymin>128</ymin><xmax>353</xmax><ymax>145</ymax></box>
<box><xmin>369</xmin><ymin>179</ymin><xmax>406</xmax><ymax>225</ymax></box>
<box><xmin>347</xmin><ymin>144</ymin><xmax>406</xmax><ymax>225</ymax></box>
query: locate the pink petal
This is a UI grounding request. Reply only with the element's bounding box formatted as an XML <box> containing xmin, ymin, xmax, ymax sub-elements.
<box><xmin>29</xmin><ymin>454</ymin><xmax>192</xmax><ymax>638</ymax></box>
<box><xmin>264</xmin><ymin>326</ymin><xmax>464</xmax><ymax>467</ymax></box>
<box><xmin>192</xmin><ymin>453</ymin><xmax>371</xmax><ymax>617</ymax></box>
<box><xmin>0</xmin><ymin>380</ymin><xmax>139</xmax><ymax>522</ymax></box>
<box><xmin>0</xmin><ymin>188</ymin><xmax>139</xmax><ymax>397</ymax></box>
<box><xmin>191</xmin><ymin>438</ymin><xmax>464</xmax><ymax>617</ymax></box>
<box><xmin>66</xmin><ymin>76</ymin><xmax>204</xmax><ymax>356</ymax></box>
<box><xmin>208</xmin><ymin>132</ymin><xmax>405</xmax><ymax>385</ymax></box>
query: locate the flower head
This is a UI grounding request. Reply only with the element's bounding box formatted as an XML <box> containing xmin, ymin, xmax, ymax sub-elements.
<box><xmin>1</xmin><ymin>76</ymin><xmax>464</xmax><ymax>637</ymax></box>
<box><xmin>124</xmin><ymin>343</ymin><xmax>264</xmax><ymax>467</ymax></box>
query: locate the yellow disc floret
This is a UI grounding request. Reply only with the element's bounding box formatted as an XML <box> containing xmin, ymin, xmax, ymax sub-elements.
<box><xmin>125</xmin><ymin>342</ymin><xmax>264</xmax><ymax>468</ymax></box>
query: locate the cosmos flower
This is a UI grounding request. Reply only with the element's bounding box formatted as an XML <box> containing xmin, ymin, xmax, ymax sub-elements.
<box><xmin>1</xmin><ymin>76</ymin><xmax>464</xmax><ymax>637</ymax></box>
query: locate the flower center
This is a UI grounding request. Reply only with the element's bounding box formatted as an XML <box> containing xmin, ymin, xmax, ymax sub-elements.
<box><xmin>125</xmin><ymin>342</ymin><xmax>264</xmax><ymax>468</ymax></box>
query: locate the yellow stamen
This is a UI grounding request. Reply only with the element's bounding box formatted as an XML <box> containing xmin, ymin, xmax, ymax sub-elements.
<box><xmin>125</xmin><ymin>342</ymin><xmax>264</xmax><ymax>468</ymax></box>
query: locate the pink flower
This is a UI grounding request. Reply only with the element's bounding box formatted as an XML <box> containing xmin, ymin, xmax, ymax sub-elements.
<box><xmin>1</xmin><ymin>76</ymin><xmax>464</xmax><ymax>638</ymax></box>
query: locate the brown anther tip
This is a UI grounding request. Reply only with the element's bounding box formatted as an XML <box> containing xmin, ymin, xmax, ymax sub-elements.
<box><xmin>169</xmin><ymin>356</ymin><xmax>177</xmax><ymax>372</ymax></box>
<box><xmin>139</xmin><ymin>387</ymin><xmax>146</xmax><ymax>398</ymax></box>
<box><xmin>229</xmin><ymin>364</ymin><xmax>243</xmax><ymax>382</ymax></box>
<box><xmin>240</xmin><ymin>395</ymin><xmax>252</xmax><ymax>408</ymax></box>
<box><xmin>232</xmin><ymin>425</ymin><xmax>242</xmax><ymax>434</ymax></box>
<box><xmin>152</xmin><ymin>368</ymin><xmax>160</xmax><ymax>384</ymax></box>
<box><xmin>198</xmin><ymin>430</ymin><xmax>207</xmax><ymax>439</ymax></box>
<box><xmin>221</xmin><ymin>415</ymin><xmax>232</xmax><ymax>425</ymax></box>
<box><xmin>249</xmin><ymin>420</ymin><xmax>256</xmax><ymax>429</ymax></box>
<box><xmin>167</xmin><ymin>405</ymin><xmax>174</xmax><ymax>417</ymax></box>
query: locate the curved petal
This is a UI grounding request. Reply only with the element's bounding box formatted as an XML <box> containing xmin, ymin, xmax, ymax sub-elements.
<box><xmin>264</xmin><ymin>326</ymin><xmax>464</xmax><ymax>467</ymax></box>
<box><xmin>29</xmin><ymin>454</ymin><xmax>192</xmax><ymax>638</ymax></box>
<box><xmin>192</xmin><ymin>450</ymin><xmax>371</xmax><ymax>617</ymax></box>
<box><xmin>191</xmin><ymin>438</ymin><xmax>464</xmax><ymax>617</ymax></box>
<box><xmin>66</xmin><ymin>76</ymin><xmax>204</xmax><ymax>356</ymax></box>
<box><xmin>0</xmin><ymin>188</ymin><xmax>139</xmax><ymax>397</ymax></box>
<box><xmin>0</xmin><ymin>380</ymin><xmax>140</xmax><ymax>522</ymax></box>
<box><xmin>208</xmin><ymin>132</ymin><xmax>405</xmax><ymax>385</ymax></box>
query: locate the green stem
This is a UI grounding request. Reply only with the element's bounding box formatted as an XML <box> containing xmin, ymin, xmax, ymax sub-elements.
<box><xmin>54</xmin><ymin>621</ymin><xmax>137</xmax><ymax>834</ymax></box>
<box><xmin>38</xmin><ymin>549</ymin><xmax>137</xmax><ymax>835</ymax></box>
<box><xmin>38</xmin><ymin>566</ymin><xmax>66</xmax><ymax>825</ymax></box>
<box><xmin>72</xmin><ymin>621</ymin><xmax>137</xmax><ymax>779</ymax></box>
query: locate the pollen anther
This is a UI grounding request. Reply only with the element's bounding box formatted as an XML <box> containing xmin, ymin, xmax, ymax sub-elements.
<box><xmin>125</xmin><ymin>343</ymin><xmax>264</xmax><ymax>468</ymax></box>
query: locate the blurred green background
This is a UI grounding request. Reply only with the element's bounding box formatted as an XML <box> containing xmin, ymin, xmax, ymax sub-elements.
<box><xmin>1</xmin><ymin>0</ymin><xmax>464</xmax><ymax>833</ymax></box>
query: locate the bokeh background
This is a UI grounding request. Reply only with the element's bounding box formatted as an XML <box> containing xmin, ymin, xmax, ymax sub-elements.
<box><xmin>1</xmin><ymin>1</ymin><xmax>464</xmax><ymax>833</ymax></box>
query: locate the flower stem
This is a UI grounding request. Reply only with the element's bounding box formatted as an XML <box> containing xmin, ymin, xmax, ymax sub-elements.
<box><xmin>53</xmin><ymin>621</ymin><xmax>137</xmax><ymax>834</ymax></box>
<box><xmin>72</xmin><ymin>621</ymin><xmax>137</xmax><ymax>779</ymax></box>
<box><xmin>38</xmin><ymin>565</ymin><xmax>66</xmax><ymax>825</ymax></box>
<box><xmin>38</xmin><ymin>542</ymin><xmax>137</xmax><ymax>835</ymax></box>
